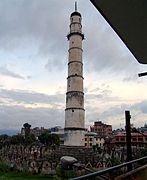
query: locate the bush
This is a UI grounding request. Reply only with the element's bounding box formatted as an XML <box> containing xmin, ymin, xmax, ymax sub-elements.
<box><xmin>0</xmin><ymin>161</ymin><xmax>10</xmax><ymax>172</ymax></box>
<box><xmin>56</xmin><ymin>164</ymin><xmax>76</xmax><ymax>179</ymax></box>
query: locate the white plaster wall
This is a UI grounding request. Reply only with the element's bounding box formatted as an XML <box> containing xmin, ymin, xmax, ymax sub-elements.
<box><xmin>85</xmin><ymin>135</ymin><xmax>95</xmax><ymax>147</ymax></box>
<box><xmin>66</xmin><ymin>93</ymin><xmax>84</xmax><ymax>108</ymax></box>
<box><xmin>68</xmin><ymin>62</ymin><xmax>83</xmax><ymax>76</ymax></box>
<box><xmin>70</xmin><ymin>23</ymin><xmax>82</xmax><ymax>33</ymax></box>
<box><xmin>96</xmin><ymin>138</ymin><xmax>105</xmax><ymax>147</ymax></box>
<box><xmin>69</xmin><ymin>35</ymin><xmax>82</xmax><ymax>49</ymax></box>
<box><xmin>64</xmin><ymin>13</ymin><xmax>84</xmax><ymax>147</ymax></box>
<box><xmin>67</xmin><ymin>76</ymin><xmax>83</xmax><ymax>92</ymax></box>
<box><xmin>64</xmin><ymin>129</ymin><xmax>85</xmax><ymax>146</ymax></box>
<box><xmin>65</xmin><ymin>109</ymin><xmax>84</xmax><ymax>128</ymax></box>
<box><xmin>68</xmin><ymin>48</ymin><xmax>82</xmax><ymax>62</ymax></box>
<box><xmin>71</xmin><ymin>15</ymin><xmax>81</xmax><ymax>23</ymax></box>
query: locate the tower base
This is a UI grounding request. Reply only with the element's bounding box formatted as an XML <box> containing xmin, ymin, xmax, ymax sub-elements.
<box><xmin>64</xmin><ymin>128</ymin><xmax>85</xmax><ymax>146</ymax></box>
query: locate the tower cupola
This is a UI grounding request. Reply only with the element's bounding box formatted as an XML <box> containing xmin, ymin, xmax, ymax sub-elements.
<box><xmin>70</xmin><ymin>1</ymin><xmax>81</xmax><ymax>17</ymax></box>
<box><xmin>67</xmin><ymin>2</ymin><xmax>84</xmax><ymax>40</ymax></box>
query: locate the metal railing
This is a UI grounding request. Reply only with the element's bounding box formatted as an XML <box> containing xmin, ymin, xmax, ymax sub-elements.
<box><xmin>72</xmin><ymin>156</ymin><xmax>147</xmax><ymax>180</ymax></box>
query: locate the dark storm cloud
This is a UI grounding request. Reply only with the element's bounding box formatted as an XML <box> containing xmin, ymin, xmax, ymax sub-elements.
<box><xmin>132</xmin><ymin>100</ymin><xmax>147</xmax><ymax>114</ymax></box>
<box><xmin>82</xmin><ymin>1</ymin><xmax>141</xmax><ymax>75</ymax></box>
<box><xmin>86</xmin><ymin>100</ymin><xmax>147</xmax><ymax>127</ymax></box>
<box><xmin>0</xmin><ymin>0</ymin><xmax>68</xmax><ymax>44</ymax></box>
<box><xmin>84</xmin><ymin>26</ymin><xmax>138</xmax><ymax>74</ymax></box>
<box><xmin>0</xmin><ymin>0</ymin><xmax>71</xmax><ymax>70</ymax></box>
<box><xmin>0</xmin><ymin>104</ymin><xmax>64</xmax><ymax>130</ymax></box>
<box><xmin>0</xmin><ymin>88</ymin><xmax>65</xmax><ymax>130</ymax></box>
<box><xmin>0</xmin><ymin>66</ymin><xmax>25</xmax><ymax>79</ymax></box>
<box><xmin>0</xmin><ymin>0</ymin><xmax>141</xmax><ymax>74</ymax></box>
<box><xmin>0</xmin><ymin>89</ymin><xmax>64</xmax><ymax>105</ymax></box>
<box><xmin>100</xmin><ymin>104</ymin><xmax>129</xmax><ymax>118</ymax></box>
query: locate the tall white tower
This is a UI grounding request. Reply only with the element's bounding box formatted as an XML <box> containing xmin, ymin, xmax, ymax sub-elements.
<box><xmin>64</xmin><ymin>3</ymin><xmax>85</xmax><ymax>146</ymax></box>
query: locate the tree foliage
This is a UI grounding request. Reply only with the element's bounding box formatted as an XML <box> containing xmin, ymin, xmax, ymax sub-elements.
<box><xmin>24</xmin><ymin>133</ymin><xmax>36</xmax><ymax>145</ymax></box>
<box><xmin>23</xmin><ymin>123</ymin><xmax>31</xmax><ymax>137</ymax></box>
<box><xmin>38</xmin><ymin>133</ymin><xmax>59</xmax><ymax>146</ymax></box>
<box><xmin>10</xmin><ymin>134</ymin><xmax>25</xmax><ymax>145</ymax></box>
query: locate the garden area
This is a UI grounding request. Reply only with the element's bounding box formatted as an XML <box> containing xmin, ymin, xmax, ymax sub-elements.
<box><xmin>0</xmin><ymin>172</ymin><xmax>56</xmax><ymax>179</ymax></box>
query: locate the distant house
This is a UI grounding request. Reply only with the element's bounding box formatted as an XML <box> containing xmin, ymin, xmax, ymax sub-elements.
<box><xmin>84</xmin><ymin>132</ymin><xmax>105</xmax><ymax>148</ymax></box>
<box><xmin>30</xmin><ymin>127</ymin><xmax>50</xmax><ymax>138</ymax></box>
<box><xmin>90</xmin><ymin>121</ymin><xmax>112</xmax><ymax>138</ymax></box>
<box><xmin>113</xmin><ymin>132</ymin><xmax>147</xmax><ymax>147</ymax></box>
<box><xmin>51</xmin><ymin>127</ymin><xmax>64</xmax><ymax>145</ymax></box>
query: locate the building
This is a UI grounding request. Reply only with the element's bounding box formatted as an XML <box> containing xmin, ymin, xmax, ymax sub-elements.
<box><xmin>85</xmin><ymin>132</ymin><xmax>105</xmax><ymax>148</ymax></box>
<box><xmin>64</xmin><ymin>3</ymin><xmax>85</xmax><ymax>146</ymax></box>
<box><xmin>51</xmin><ymin>128</ymin><xmax>64</xmax><ymax>145</ymax></box>
<box><xmin>21</xmin><ymin>126</ymin><xmax>50</xmax><ymax>138</ymax></box>
<box><xmin>113</xmin><ymin>132</ymin><xmax>147</xmax><ymax>147</ymax></box>
<box><xmin>90</xmin><ymin>121</ymin><xmax>112</xmax><ymax>138</ymax></box>
<box><xmin>138</xmin><ymin>124</ymin><xmax>147</xmax><ymax>134</ymax></box>
<box><xmin>31</xmin><ymin>127</ymin><xmax>50</xmax><ymax>138</ymax></box>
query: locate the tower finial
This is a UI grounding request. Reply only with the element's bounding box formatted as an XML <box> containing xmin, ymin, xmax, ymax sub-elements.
<box><xmin>75</xmin><ymin>1</ymin><xmax>77</xmax><ymax>11</ymax></box>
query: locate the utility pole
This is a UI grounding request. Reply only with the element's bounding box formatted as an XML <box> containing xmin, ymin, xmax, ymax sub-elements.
<box><xmin>125</xmin><ymin>110</ymin><xmax>132</xmax><ymax>171</ymax></box>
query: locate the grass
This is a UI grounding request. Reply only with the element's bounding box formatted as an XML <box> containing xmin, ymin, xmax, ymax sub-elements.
<box><xmin>0</xmin><ymin>172</ymin><xmax>57</xmax><ymax>180</ymax></box>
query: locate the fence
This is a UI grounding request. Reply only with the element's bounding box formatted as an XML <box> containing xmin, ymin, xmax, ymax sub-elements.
<box><xmin>72</xmin><ymin>156</ymin><xmax>147</xmax><ymax>180</ymax></box>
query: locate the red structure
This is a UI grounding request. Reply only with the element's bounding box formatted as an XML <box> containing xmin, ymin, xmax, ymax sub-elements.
<box><xmin>113</xmin><ymin>132</ymin><xmax>147</xmax><ymax>147</ymax></box>
<box><xmin>90</xmin><ymin>121</ymin><xmax>112</xmax><ymax>137</ymax></box>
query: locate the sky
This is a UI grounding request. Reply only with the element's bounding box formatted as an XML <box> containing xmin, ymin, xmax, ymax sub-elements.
<box><xmin>0</xmin><ymin>0</ymin><xmax>147</xmax><ymax>134</ymax></box>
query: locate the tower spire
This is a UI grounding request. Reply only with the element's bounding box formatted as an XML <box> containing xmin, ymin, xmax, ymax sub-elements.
<box><xmin>75</xmin><ymin>1</ymin><xmax>77</xmax><ymax>11</ymax></box>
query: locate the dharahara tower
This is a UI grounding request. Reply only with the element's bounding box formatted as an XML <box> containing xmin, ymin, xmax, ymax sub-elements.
<box><xmin>64</xmin><ymin>2</ymin><xmax>85</xmax><ymax>146</ymax></box>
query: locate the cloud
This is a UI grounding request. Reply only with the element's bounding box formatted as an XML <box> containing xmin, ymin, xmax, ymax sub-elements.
<box><xmin>0</xmin><ymin>87</ymin><xmax>146</xmax><ymax>131</ymax></box>
<box><xmin>0</xmin><ymin>105</ymin><xmax>64</xmax><ymax>131</ymax></box>
<box><xmin>27</xmin><ymin>75</ymin><xmax>32</xmax><ymax>79</ymax></box>
<box><xmin>0</xmin><ymin>0</ymin><xmax>146</xmax><ymax>132</ymax></box>
<box><xmin>0</xmin><ymin>88</ymin><xmax>65</xmax><ymax>130</ymax></box>
<box><xmin>0</xmin><ymin>89</ymin><xmax>65</xmax><ymax>105</ymax></box>
<box><xmin>85</xmin><ymin>83</ymin><xmax>114</xmax><ymax>102</ymax></box>
<box><xmin>123</xmin><ymin>74</ymin><xmax>139</xmax><ymax>82</ymax></box>
<box><xmin>0</xmin><ymin>0</ymin><xmax>69</xmax><ymax>51</ymax></box>
<box><xmin>87</xmin><ymin>106</ymin><xmax>146</xmax><ymax>130</ymax></box>
<box><xmin>0</xmin><ymin>0</ymin><xmax>141</xmax><ymax>75</ymax></box>
<box><xmin>0</xmin><ymin>66</ymin><xmax>25</xmax><ymax>79</ymax></box>
<box><xmin>45</xmin><ymin>57</ymin><xmax>66</xmax><ymax>72</ymax></box>
<box><xmin>132</xmin><ymin>100</ymin><xmax>147</xmax><ymax>114</ymax></box>
<box><xmin>85</xmin><ymin>94</ymin><xmax>147</xmax><ymax>129</ymax></box>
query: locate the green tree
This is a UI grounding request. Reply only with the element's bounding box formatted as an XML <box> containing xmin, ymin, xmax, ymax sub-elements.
<box><xmin>0</xmin><ymin>134</ymin><xmax>10</xmax><ymax>147</ymax></box>
<box><xmin>24</xmin><ymin>133</ymin><xmax>36</xmax><ymax>145</ymax></box>
<box><xmin>0</xmin><ymin>134</ymin><xmax>9</xmax><ymax>143</ymax></box>
<box><xmin>38</xmin><ymin>132</ymin><xmax>51</xmax><ymax>145</ymax></box>
<box><xmin>10</xmin><ymin>134</ymin><xmax>25</xmax><ymax>145</ymax></box>
<box><xmin>51</xmin><ymin>133</ymin><xmax>60</xmax><ymax>146</ymax></box>
<box><xmin>38</xmin><ymin>133</ymin><xmax>60</xmax><ymax>146</ymax></box>
<box><xmin>23</xmin><ymin>123</ymin><xmax>31</xmax><ymax>137</ymax></box>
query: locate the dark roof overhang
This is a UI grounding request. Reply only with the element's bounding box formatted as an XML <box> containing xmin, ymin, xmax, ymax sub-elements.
<box><xmin>90</xmin><ymin>0</ymin><xmax>147</xmax><ymax>64</ymax></box>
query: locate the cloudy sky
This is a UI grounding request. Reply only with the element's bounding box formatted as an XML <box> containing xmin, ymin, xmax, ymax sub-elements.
<box><xmin>0</xmin><ymin>0</ymin><xmax>147</xmax><ymax>134</ymax></box>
